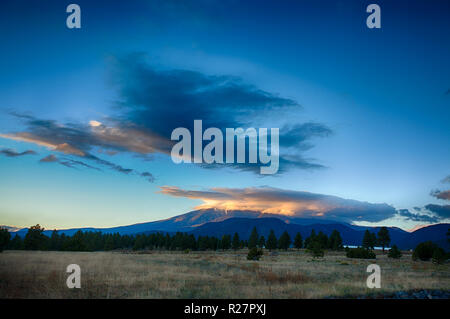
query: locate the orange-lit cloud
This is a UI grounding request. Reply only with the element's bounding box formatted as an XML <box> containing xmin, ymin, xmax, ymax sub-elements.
<box><xmin>430</xmin><ymin>189</ymin><xmax>450</xmax><ymax>201</ymax></box>
<box><xmin>0</xmin><ymin>132</ymin><xmax>85</xmax><ymax>156</ymax></box>
<box><xmin>159</xmin><ymin>186</ymin><xmax>397</xmax><ymax>223</ymax></box>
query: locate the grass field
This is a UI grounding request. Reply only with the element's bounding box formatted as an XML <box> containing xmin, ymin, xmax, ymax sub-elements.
<box><xmin>0</xmin><ymin>249</ymin><xmax>449</xmax><ymax>298</ymax></box>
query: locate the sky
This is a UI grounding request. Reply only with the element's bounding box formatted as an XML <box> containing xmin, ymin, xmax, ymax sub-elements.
<box><xmin>0</xmin><ymin>0</ymin><xmax>449</xmax><ymax>231</ymax></box>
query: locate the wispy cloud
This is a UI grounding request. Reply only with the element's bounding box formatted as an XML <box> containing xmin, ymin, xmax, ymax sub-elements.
<box><xmin>430</xmin><ymin>189</ymin><xmax>450</xmax><ymax>201</ymax></box>
<box><xmin>40</xmin><ymin>154</ymin><xmax>100</xmax><ymax>171</ymax></box>
<box><xmin>1</xmin><ymin>113</ymin><xmax>156</xmax><ymax>183</ymax></box>
<box><xmin>0</xmin><ymin>148</ymin><xmax>36</xmax><ymax>157</ymax></box>
<box><xmin>441</xmin><ymin>175</ymin><xmax>450</xmax><ymax>184</ymax></box>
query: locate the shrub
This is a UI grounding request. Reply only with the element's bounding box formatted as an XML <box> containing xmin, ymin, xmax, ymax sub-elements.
<box><xmin>412</xmin><ymin>241</ymin><xmax>441</xmax><ymax>261</ymax></box>
<box><xmin>388</xmin><ymin>245</ymin><xmax>402</xmax><ymax>259</ymax></box>
<box><xmin>432</xmin><ymin>247</ymin><xmax>446</xmax><ymax>264</ymax></box>
<box><xmin>308</xmin><ymin>241</ymin><xmax>324</xmax><ymax>258</ymax></box>
<box><xmin>247</xmin><ymin>247</ymin><xmax>263</xmax><ymax>261</ymax></box>
<box><xmin>346</xmin><ymin>247</ymin><xmax>376</xmax><ymax>259</ymax></box>
<box><xmin>0</xmin><ymin>228</ymin><xmax>11</xmax><ymax>252</ymax></box>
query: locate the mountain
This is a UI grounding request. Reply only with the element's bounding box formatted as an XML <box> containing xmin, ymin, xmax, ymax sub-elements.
<box><xmin>5</xmin><ymin>209</ymin><xmax>449</xmax><ymax>250</ymax></box>
<box><xmin>0</xmin><ymin>225</ymin><xmax>22</xmax><ymax>232</ymax></box>
<box><xmin>188</xmin><ymin>217</ymin><xmax>449</xmax><ymax>250</ymax></box>
<box><xmin>8</xmin><ymin>208</ymin><xmax>342</xmax><ymax>237</ymax></box>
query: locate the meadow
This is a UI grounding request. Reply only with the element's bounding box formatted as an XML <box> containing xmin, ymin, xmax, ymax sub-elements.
<box><xmin>0</xmin><ymin>249</ymin><xmax>449</xmax><ymax>298</ymax></box>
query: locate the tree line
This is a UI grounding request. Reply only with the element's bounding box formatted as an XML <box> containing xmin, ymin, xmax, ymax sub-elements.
<box><xmin>0</xmin><ymin>224</ymin><xmax>343</xmax><ymax>253</ymax></box>
<box><xmin>2</xmin><ymin>224</ymin><xmax>447</xmax><ymax>262</ymax></box>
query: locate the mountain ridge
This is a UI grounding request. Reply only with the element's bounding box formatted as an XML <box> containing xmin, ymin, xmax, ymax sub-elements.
<box><xmin>5</xmin><ymin>209</ymin><xmax>449</xmax><ymax>250</ymax></box>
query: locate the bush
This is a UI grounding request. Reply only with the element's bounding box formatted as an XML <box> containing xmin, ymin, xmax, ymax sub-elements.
<box><xmin>432</xmin><ymin>247</ymin><xmax>446</xmax><ymax>264</ymax></box>
<box><xmin>346</xmin><ymin>247</ymin><xmax>376</xmax><ymax>259</ymax></box>
<box><xmin>412</xmin><ymin>241</ymin><xmax>441</xmax><ymax>261</ymax></box>
<box><xmin>0</xmin><ymin>228</ymin><xmax>11</xmax><ymax>252</ymax></box>
<box><xmin>388</xmin><ymin>245</ymin><xmax>402</xmax><ymax>259</ymax></box>
<box><xmin>308</xmin><ymin>241</ymin><xmax>324</xmax><ymax>258</ymax></box>
<box><xmin>247</xmin><ymin>247</ymin><xmax>263</xmax><ymax>261</ymax></box>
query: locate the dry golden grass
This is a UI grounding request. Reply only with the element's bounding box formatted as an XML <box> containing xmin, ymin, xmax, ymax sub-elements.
<box><xmin>0</xmin><ymin>249</ymin><xmax>448</xmax><ymax>298</ymax></box>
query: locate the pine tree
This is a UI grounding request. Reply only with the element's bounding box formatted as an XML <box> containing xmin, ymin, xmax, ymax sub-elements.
<box><xmin>266</xmin><ymin>230</ymin><xmax>278</xmax><ymax>251</ymax></box>
<box><xmin>328</xmin><ymin>230</ymin><xmax>343</xmax><ymax>250</ymax></box>
<box><xmin>248</xmin><ymin>227</ymin><xmax>259</xmax><ymax>249</ymax></box>
<box><xmin>278</xmin><ymin>231</ymin><xmax>291</xmax><ymax>250</ymax></box>
<box><xmin>362</xmin><ymin>230</ymin><xmax>376</xmax><ymax>250</ymax></box>
<box><xmin>294</xmin><ymin>232</ymin><xmax>303</xmax><ymax>249</ymax></box>
<box><xmin>316</xmin><ymin>231</ymin><xmax>328</xmax><ymax>249</ymax></box>
<box><xmin>0</xmin><ymin>228</ymin><xmax>10</xmax><ymax>252</ymax></box>
<box><xmin>9</xmin><ymin>234</ymin><xmax>23</xmax><ymax>250</ymax></box>
<box><xmin>304</xmin><ymin>229</ymin><xmax>316</xmax><ymax>249</ymax></box>
<box><xmin>377</xmin><ymin>227</ymin><xmax>390</xmax><ymax>253</ymax></box>
<box><xmin>258</xmin><ymin>236</ymin><xmax>265</xmax><ymax>248</ymax></box>
<box><xmin>24</xmin><ymin>224</ymin><xmax>47</xmax><ymax>250</ymax></box>
<box><xmin>232</xmin><ymin>232</ymin><xmax>240</xmax><ymax>250</ymax></box>
<box><xmin>104</xmin><ymin>235</ymin><xmax>114</xmax><ymax>251</ymax></box>
<box><xmin>221</xmin><ymin>234</ymin><xmax>231</xmax><ymax>250</ymax></box>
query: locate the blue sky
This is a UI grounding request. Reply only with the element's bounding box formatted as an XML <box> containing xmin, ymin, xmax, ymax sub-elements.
<box><xmin>0</xmin><ymin>0</ymin><xmax>449</xmax><ymax>230</ymax></box>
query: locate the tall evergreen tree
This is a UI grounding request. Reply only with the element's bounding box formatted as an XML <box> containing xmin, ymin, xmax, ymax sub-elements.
<box><xmin>232</xmin><ymin>232</ymin><xmax>240</xmax><ymax>250</ymax></box>
<box><xmin>278</xmin><ymin>231</ymin><xmax>291</xmax><ymax>250</ymax></box>
<box><xmin>266</xmin><ymin>230</ymin><xmax>278</xmax><ymax>251</ymax></box>
<box><xmin>24</xmin><ymin>224</ymin><xmax>47</xmax><ymax>250</ymax></box>
<box><xmin>304</xmin><ymin>229</ymin><xmax>316</xmax><ymax>249</ymax></box>
<box><xmin>8</xmin><ymin>234</ymin><xmax>23</xmax><ymax>250</ymax></box>
<box><xmin>293</xmin><ymin>232</ymin><xmax>303</xmax><ymax>249</ymax></box>
<box><xmin>49</xmin><ymin>230</ymin><xmax>60</xmax><ymax>251</ymax></box>
<box><xmin>248</xmin><ymin>227</ymin><xmax>259</xmax><ymax>249</ymax></box>
<box><xmin>362</xmin><ymin>230</ymin><xmax>376</xmax><ymax>250</ymax></box>
<box><xmin>316</xmin><ymin>231</ymin><xmax>328</xmax><ymax>249</ymax></box>
<box><xmin>328</xmin><ymin>230</ymin><xmax>343</xmax><ymax>250</ymax></box>
<box><xmin>258</xmin><ymin>236</ymin><xmax>265</xmax><ymax>248</ymax></box>
<box><xmin>0</xmin><ymin>228</ymin><xmax>10</xmax><ymax>252</ymax></box>
<box><xmin>377</xmin><ymin>227</ymin><xmax>390</xmax><ymax>253</ymax></box>
<box><xmin>221</xmin><ymin>234</ymin><xmax>231</xmax><ymax>250</ymax></box>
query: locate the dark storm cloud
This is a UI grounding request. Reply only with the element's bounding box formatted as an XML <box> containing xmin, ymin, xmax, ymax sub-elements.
<box><xmin>107</xmin><ymin>54</ymin><xmax>332</xmax><ymax>173</ymax></box>
<box><xmin>0</xmin><ymin>148</ymin><xmax>36</xmax><ymax>157</ymax></box>
<box><xmin>396</xmin><ymin>209</ymin><xmax>439</xmax><ymax>223</ymax></box>
<box><xmin>424</xmin><ymin>204</ymin><xmax>450</xmax><ymax>219</ymax></box>
<box><xmin>109</xmin><ymin>54</ymin><xmax>300</xmax><ymax>136</ymax></box>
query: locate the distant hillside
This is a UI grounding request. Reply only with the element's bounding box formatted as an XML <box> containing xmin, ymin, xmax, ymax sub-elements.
<box><xmin>6</xmin><ymin>209</ymin><xmax>449</xmax><ymax>250</ymax></box>
<box><xmin>188</xmin><ymin>217</ymin><xmax>449</xmax><ymax>250</ymax></box>
<box><xmin>8</xmin><ymin>208</ymin><xmax>342</xmax><ymax>237</ymax></box>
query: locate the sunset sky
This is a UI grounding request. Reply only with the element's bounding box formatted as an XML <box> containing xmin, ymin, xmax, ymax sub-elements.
<box><xmin>0</xmin><ymin>0</ymin><xmax>449</xmax><ymax>230</ymax></box>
